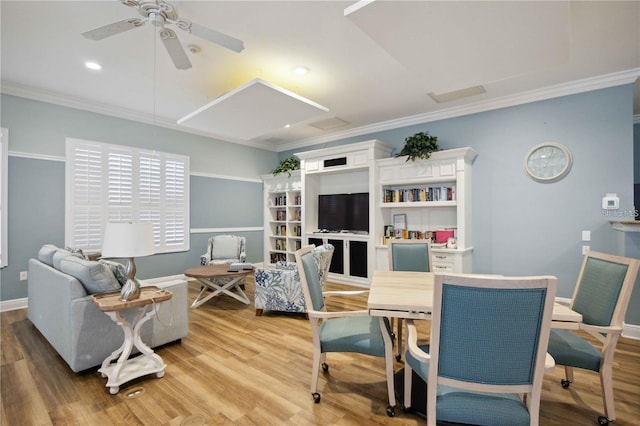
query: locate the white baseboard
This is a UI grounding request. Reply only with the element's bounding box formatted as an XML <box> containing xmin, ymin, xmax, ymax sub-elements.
<box><xmin>0</xmin><ymin>297</ymin><xmax>27</xmax><ymax>312</ymax></box>
<box><xmin>622</xmin><ymin>323</ymin><xmax>640</xmax><ymax>340</ymax></box>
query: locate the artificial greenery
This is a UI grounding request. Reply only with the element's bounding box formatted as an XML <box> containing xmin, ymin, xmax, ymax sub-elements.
<box><xmin>396</xmin><ymin>131</ymin><xmax>440</xmax><ymax>162</ymax></box>
<box><xmin>272</xmin><ymin>156</ymin><xmax>300</xmax><ymax>177</ymax></box>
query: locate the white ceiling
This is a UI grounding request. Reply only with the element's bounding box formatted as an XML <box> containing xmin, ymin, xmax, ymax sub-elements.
<box><xmin>1</xmin><ymin>1</ymin><xmax>639</xmax><ymax>152</ymax></box>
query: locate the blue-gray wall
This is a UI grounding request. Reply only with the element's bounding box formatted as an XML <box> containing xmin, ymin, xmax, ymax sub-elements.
<box><xmin>3</xmin><ymin>86</ymin><xmax>639</xmax><ymax>326</ymax></box>
<box><xmin>285</xmin><ymin>85</ymin><xmax>640</xmax><ymax>325</ymax></box>
<box><xmin>0</xmin><ymin>94</ymin><xmax>278</xmax><ymax>301</ymax></box>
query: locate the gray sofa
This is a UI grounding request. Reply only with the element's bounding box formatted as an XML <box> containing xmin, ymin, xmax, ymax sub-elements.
<box><xmin>27</xmin><ymin>245</ymin><xmax>189</xmax><ymax>373</ymax></box>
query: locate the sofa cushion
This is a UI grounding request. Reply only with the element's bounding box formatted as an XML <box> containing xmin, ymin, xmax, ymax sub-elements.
<box><xmin>38</xmin><ymin>244</ymin><xmax>61</xmax><ymax>266</ymax></box>
<box><xmin>52</xmin><ymin>250</ymin><xmax>80</xmax><ymax>270</ymax></box>
<box><xmin>58</xmin><ymin>256</ymin><xmax>121</xmax><ymax>294</ymax></box>
<box><xmin>99</xmin><ymin>259</ymin><xmax>128</xmax><ymax>286</ymax></box>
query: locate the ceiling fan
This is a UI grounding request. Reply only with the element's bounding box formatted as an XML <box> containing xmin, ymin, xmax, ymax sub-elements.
<box><xmin>82</xmin><ymin>0</ymin><xmax>244</xmax><ymax>70</ymax></box>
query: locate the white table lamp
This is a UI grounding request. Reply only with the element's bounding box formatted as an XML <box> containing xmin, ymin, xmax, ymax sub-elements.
<box><xmin>102</xmin><ymin>222</ymin><xmax>156</xmax><ymax>301</ymax></box>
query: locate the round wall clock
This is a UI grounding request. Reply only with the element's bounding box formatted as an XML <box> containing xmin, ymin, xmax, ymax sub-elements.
<box><xmin>524</xmin><ymin>142</ymin><xmax>573</xmax><ymax>183</ymax></box>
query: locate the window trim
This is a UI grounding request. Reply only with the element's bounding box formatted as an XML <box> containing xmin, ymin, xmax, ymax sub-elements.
<box><xmin>65</xmin><ymin>137</ymin><xmax>190</xmax><ymax>254</ymax></box>
<box><xmin>0</xmin><ymin>128</ymin><xmax>8</xmax><ymax>268</ymax></box>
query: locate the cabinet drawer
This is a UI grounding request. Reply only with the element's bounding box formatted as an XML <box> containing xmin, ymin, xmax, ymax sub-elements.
<box><xmin>432</xmin><ymin>251</ymin><xmax>458</xmax><ymax>273</ymax></box>
<box><xmin>432</xmin><ymin>252</ymin><xmax>456</xmax><ymax>264</ymax></box>
<box><xmin>432</xmin><ymin>263</ymin><xmax>454</xmax><ymax>272</ymax></box>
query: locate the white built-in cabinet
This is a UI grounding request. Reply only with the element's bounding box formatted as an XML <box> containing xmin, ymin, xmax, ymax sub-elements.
<box><xmin>261</xmin><ymin>170</ymin><xmax>302</xmax><ymax>264</ymax></box>
<box><xmin>262</xmin><ymin>144</ymin><xmax>477</xmax><ymax>284</ymax></box>
<box><xmin>375</xmin><ymin>147</ymin><xmax>477</xmax><ymax>273</ymax></box>
<box><xmin>296</xmin><ymin>140</ymin><xmax>393</xmax><ymax>286</ymax></box>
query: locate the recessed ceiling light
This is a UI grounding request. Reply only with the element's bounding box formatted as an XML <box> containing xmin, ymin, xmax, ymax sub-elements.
<box><xmin>284</xmin><ymin>124</ymin><xmax>291</xmax><ymax>128</ymax></box>
<box><xmin>293</xmin><ymin>66</ymin><xmax>309</xmax><ymax>76</ymax></box>
<box><xmin>85</xmin><ymin>61</ymin><xmax>102</xmax><ymax>70</ymax></box>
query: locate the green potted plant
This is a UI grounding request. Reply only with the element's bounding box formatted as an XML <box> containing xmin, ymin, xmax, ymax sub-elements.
<box><xmin>272</xmin><ymin>156</ymin><xmax>300</xmax><ymax>177</ymax></box>
<box><xmin>397</xmin><ymin>131</ymin><xmax>440</xmax><ymax>162</ymax></box>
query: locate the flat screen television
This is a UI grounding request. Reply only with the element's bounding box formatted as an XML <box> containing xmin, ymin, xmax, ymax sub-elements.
<box><xmin>318</xmin><ymin>192</ymin><xmax>369</xmax><ymax>233</ymax></box>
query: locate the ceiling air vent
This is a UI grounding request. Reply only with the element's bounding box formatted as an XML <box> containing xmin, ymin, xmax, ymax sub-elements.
<box><xmin>428</xmin><ymin>85</ymin><xmax>486</xmax><ymax>104</ymax></box>
<box><xmin>309</xmin><ymin>117</ymin><xmax>349</xmax><ymax>130</ymax></box>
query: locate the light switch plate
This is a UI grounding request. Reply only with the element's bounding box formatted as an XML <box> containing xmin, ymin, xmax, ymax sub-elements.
<box><xmin>582</xmin><ymin>230</ymin><xmax>591</xmax><ymax>241</ymax></box>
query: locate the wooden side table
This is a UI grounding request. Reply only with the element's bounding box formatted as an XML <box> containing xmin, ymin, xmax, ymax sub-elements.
<box><xmin>91</xmin><ymin>286</ymin><xmax>172</xmax><ymax>394</ymax></box>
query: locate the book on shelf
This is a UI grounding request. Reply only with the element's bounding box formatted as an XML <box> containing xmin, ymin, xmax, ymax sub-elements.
<box><xmin>382</xmin><ymin>185</ymin><xmax>456</xmax><ymax>203</ymax></box>
<box><xmin>270</xmin><ymin>253</ymin><xmax>286</xmax><ymax>263</ymax></box>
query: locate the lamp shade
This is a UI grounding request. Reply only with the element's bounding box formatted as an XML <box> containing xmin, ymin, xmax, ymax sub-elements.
<box><xmin>101</xmin><ymin>222</ymin><xmax>156</xmax><ymax>258</ymax></box>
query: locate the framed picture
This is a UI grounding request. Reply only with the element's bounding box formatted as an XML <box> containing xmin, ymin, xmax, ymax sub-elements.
<box><xmin>393</xmin><ymin>214</ymin><xmax>407</xmax><ymax>230</ymax></box>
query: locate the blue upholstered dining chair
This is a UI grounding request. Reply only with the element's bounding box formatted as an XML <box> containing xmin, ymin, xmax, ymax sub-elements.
<box><xmin>254</xmin><ymin>244</ymin><xmax>334</xmax><ymax>316</ymax></box>
<box><xmin>404</xmin><ymin>273</ymin><xmax>557</xmax><ymax>426</ymax></box>
<box><xmin>295</xmin><ymin>245</ymin><xmax>397</xmax><ymax>417</ymax></box>
<box><xmin>547</xmin><ymin>251</ymin><xmax>639</xmax><ymax>426</ymax></box>
<box><xmin>388</xmin><ymin>239</ymin><xmax>432</xmax><ymax>360</ymax></box>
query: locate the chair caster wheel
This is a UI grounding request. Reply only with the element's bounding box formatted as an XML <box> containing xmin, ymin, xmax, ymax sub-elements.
<box><xmin>386</xmin><ymin>406</ymin><xmax>395</xmax><ymax>417</ymax></box>
<box><xmin>597</xmin><ymin>416</ymin><xmax>609</xmax><ymax>425</ymax></box>
<box><xmin>321</xmin><ymin>363</ymin><xmax>329</xmax><ymax>372</ymax></box>
<box><xmin>395</xmin><ymin>354</ymin><xmax>402</xmax><ymax>362</ymax></box>
<box><xmin>561</xmin><ymin>379</ymin><xmax>571</xmax><ymax>388</ymax></box>
<box><xmin>312</xmin><ymin>392</ymin><xmax>321</xmax><ymax>403</ymax></box>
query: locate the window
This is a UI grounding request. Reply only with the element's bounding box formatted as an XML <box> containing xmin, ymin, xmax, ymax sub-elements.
<box><xmin>65</xmin><ymin>138</ymin><xmax>190</xmax><ymax>254</ymax></box>
<box><xmin>0</xmin><ymin>128</ymin><xmax>8</xmax><ymax>267</ymax></box>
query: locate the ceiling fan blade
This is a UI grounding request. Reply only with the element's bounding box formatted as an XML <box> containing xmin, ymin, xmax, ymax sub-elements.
<box><xmin>180</xmin><ymin>20</ymin><xmax>245</xmax><ymax>53</ymax></box>
<box><xmin>159</xmin><ymin>28</ymin><xmax>192</xmax><ymax>70</ymax></box>
<box><xmin>82</xmin><ymin>18</ymin><xmax>145</xmax><ymax>40</ymax></box>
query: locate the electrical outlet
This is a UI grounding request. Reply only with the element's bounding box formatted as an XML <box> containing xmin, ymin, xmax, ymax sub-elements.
<box><xmin>582</xmin><ymin>245</ymin><xmax>590</xmax><ymax>255</ymax></box>
<box><xmin>20</xmin><ymin>271</ymin><xmax>28</xmax><ymax>281</ymax></box>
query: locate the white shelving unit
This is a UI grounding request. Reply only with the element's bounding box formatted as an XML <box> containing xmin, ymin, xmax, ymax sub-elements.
<box><xmin>262</xmin><ymin>170</ymin><xmax>302</xmax><ymax>265</ymax></box>
<box><xmin>375</xmin><ymin>147</ymin><xmax>477</xmax><ymax>273</ymax></box>
<box><xmin>296</xmin><ymin>140</ymin><xmax>393</xmax><ymax>286</ymax></box>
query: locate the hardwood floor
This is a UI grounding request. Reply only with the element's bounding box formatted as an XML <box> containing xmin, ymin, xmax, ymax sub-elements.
<box><xmin>2</xmin><ymin>277</ymin><xmax>639</xmax><ymax>425</ymax></box>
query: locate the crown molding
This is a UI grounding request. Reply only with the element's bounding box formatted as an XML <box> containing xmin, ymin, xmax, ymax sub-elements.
<box><xmin>0</xmin><ymin>81</ymin><xmax>279</xmax><ymax>152</ymax></box>
<box><xmin>280</xmin><ymin>68</ymin><xmax>640</xmax><ymax>152</ymax></box>
<box><xmin>3</xmin><ymin>69</ymin><xmax>638</xmax><ymax>153</ymax></box>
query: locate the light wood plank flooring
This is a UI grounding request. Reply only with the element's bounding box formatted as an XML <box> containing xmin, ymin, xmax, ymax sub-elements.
<box><xmin>2</xmin><ymin>276</ymin><xmax>639</xmax><ymax>425</ymax></box>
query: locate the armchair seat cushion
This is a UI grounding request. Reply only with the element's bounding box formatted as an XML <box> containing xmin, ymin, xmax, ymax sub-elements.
<box><xmin>406</xmin><ymin>344</ymin><xmax>529</xmax><ymax>426</ymax></box>
<box><xmin>547</xmin><ymin>329</ymin><xmax>601</xmax><ymax>372</ymax></box>
<box><xmin>436</xmin><ymin>387</ymin><xmax>529</xmax><ymax>426</ymax></box>
<box><xmin>320</xmin><ymin>316</ymin><xmax>390</xmax><ymax>357</ymax></box>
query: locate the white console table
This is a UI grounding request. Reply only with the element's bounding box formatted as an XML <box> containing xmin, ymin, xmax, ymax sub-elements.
<box><xmin>92</xmin><ymin>286</ymin><xmax>172</xmax><ymax>394</ymax></box>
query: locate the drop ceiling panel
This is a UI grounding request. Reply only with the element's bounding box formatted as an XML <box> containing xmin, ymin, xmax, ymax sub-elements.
<box><xmin>177</xmin><ymin>78</ymin><xmax>329</xmax><ymax>141</ymax></box>
<box><xmin>346</xmin><ymin>1</ymin><xmax>571</xmax><ymax>93</ymax></box>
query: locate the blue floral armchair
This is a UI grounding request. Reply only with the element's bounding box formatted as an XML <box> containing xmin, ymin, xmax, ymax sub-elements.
<box><xmin>254</xmin><ymin>244</ymin><xmax>334</xmax><ymax>316</ymax></box>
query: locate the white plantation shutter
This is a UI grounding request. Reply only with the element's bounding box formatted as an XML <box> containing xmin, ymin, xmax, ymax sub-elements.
<box><xmin>68</xmin><ymin>145</ymin><xmax>104</xmax><ymax>251</ymax></box>
<box><xmin>66</xmin><ymin>138</ymin><xmax>190</xmax><ymax>254</ymax></box>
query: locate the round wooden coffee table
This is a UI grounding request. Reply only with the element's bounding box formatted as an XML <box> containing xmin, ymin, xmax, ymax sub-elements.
<box><xmin>184</xmin><ymin>264</ymin><xmax>253</xmax><ymax>308</ymax></box>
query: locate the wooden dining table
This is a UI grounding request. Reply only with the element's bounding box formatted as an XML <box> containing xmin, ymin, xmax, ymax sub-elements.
<box><xmin>368</xmin><ymin>270</ymin><xmax>583</xmax><ymax>327</ymax></box>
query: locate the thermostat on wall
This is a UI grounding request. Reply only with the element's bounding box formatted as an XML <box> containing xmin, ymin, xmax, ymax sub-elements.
<box><xmin>602</xmin><ymin>193</ymin><xmax>619</xmax><ymax>210</ymax></box>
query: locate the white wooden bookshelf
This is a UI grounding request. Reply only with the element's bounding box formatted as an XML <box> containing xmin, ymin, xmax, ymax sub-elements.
<box><xmin>262</xmin><ymin>170</ymin><xmax>302</xmax><ymax>265</ymax></box>
<box><xmin>375</xmin><ymin>147</ymin><xmax>477</xmax><ymax>273</ymax></box>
